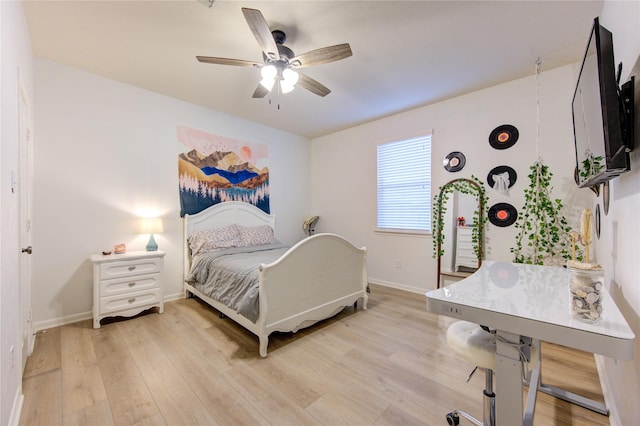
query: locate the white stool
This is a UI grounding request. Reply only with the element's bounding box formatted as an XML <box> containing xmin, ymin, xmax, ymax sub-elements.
<box><xmin>445</xmin><ymin>321</ymin><xmax>537</xmax><ymax>426</ymax></box>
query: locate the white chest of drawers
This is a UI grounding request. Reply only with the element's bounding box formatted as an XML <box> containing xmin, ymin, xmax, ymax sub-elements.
<box><xmin>455</xmin><ymin>226</ymin><xmax>478</xmax><ymax>271</ymax></box>
<box><xmin>91</xmin><ymin>250</ymin><xmax>165</xmax><ymax>329</ymax></box>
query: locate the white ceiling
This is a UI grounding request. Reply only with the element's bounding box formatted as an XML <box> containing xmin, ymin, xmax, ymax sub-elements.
<box><xmin>24</xmin><ymin>0</ymin><xmax>604</xmax><ymax>139</ymax></box>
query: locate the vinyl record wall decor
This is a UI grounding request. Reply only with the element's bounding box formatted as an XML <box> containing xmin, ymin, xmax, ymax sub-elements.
<box><xmin>443</xmin><ymin>151</ymin><xmax>466</xmax><ymax>172</ymax></box>
<box><xmin>488</xmin><ymin>203</ymin><xmax>518</xmax><ymax>227</ymax></box>
<box><xmin>486</xmin><ymin>166</ymin><xmax>517</xmax><ymax>193</ymax></box>
<box><xmin>489</xmin><ymin>124</ymin><xmax>519</xmax><ymax>150</ymax></box>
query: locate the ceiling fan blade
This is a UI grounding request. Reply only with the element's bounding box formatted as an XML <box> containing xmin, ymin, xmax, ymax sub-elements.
<box><xmin>241</xmin><ymin>8</ymin><xmax>280</xmax><ymax>61</ymax></box>
<box><xmin>297</xmin><ymin>73</ymin><xmax>331</xmax><ymax>97</ymax></box>
<box><xmin>252</xmin><ymin>84</ymin><xmax>269</xmax><ymax>99</ymax></box>
<box><xmin>196</xmin><ymin>56</ymin><xmax>260</xmax><ymax>67</ymax></box>
<box><xmin>290</xmin><ymin>43</ymin><xmax>352</xmax><ymax>68</ymax></box>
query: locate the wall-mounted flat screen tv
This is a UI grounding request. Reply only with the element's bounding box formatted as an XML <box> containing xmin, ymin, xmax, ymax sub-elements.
<box><xmin>572</xmin><ymin>17</ymin><xmax>634</xmax><ymax>188</ymax></box>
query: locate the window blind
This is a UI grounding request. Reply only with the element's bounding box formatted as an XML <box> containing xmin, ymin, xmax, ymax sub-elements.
<box><xmin>377</xmin><ymin>135</ymin><xmax>432</xmax><ymax>232</ymax></box>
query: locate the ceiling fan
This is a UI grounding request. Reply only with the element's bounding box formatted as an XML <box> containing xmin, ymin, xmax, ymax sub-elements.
<box><xmin>196</xmin><ymin>8</ymin><xmax>352</xmax><ymax>98</ymax></box>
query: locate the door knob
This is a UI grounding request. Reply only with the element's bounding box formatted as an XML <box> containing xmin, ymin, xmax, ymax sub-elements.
<box><xmin>21</xmin><ymin>246</ymin><xmax>32</xmax><ymax>254</ymax></box>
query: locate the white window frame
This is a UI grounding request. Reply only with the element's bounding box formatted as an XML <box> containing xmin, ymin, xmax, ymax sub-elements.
<box><xmin>376</xmin><ymin>134</ymin><xmax>432</xmax><ymax>235</ymax></box>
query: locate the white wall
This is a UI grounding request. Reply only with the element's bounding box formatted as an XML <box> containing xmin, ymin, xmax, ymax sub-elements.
<box><xmin>311</xmin><ymin>64</ymin><xmax>590</xmax><ymax>292</ymax></box>
<box><xmin>0</xmin><ymin>2</ymin><xmax>33</xmax><ymax>424</ymax></box>
<box><xmin>592</xmin><ymin>3</ymin><xmax>640</xmax><ymax>425</ymax></box>
<box><xmin>31</xmin><ymin>59</ymin><xmax>311</xmax><ymax>329</ymax></box>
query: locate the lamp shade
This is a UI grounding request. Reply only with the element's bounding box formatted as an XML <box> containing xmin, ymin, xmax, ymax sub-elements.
<box><xmin>137</xmin><ymin>217</ymin><xmax>164</xmax><ymax>235</ymax></box>
<box><xmin>282</xmin><ymin>68</ymin><xmax>298</xmax><ymax>85</ymax></box>
<box><xmin>137</xmin><ymin>218</ymin><xmax>163</xmax><ymax>251</ymax></box>
<box><xmin>259</xmin><ymin>65</ymin><xmax>277</xmax><ymax>91</ymax></box>
<box><xmin>280</xmin><ymin>68</ymin><xmax>299</xmax><ymax>93</ymax></box>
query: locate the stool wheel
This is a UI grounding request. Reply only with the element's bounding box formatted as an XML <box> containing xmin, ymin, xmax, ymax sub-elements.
<box><xmin>446</xmin><ymin>412</ymin><xmax>460</xmax><ymax>425</ymax></box>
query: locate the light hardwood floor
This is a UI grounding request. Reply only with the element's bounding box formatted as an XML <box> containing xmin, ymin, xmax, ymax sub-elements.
<box><xmin>21</xmin><ymin>285</ymin><xmax>609</xmax><ymax>425</ymax></box>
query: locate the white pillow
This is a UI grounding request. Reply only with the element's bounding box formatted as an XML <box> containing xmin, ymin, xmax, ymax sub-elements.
<box><xmin>189</xmin><ymin>224</ymin><xmax>241</xmax><ymax>256</ymax></box>
<box><xmin>238</xmin><ymin>225</ymin><xmax>280</xmax><ymax>247</ymax></box>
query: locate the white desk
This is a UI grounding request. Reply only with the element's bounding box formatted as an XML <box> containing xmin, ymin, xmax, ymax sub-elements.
<box><xmin>426</xmin><ymin>261</ymin><xmax>635</xmax><ymax>425</ymax></box>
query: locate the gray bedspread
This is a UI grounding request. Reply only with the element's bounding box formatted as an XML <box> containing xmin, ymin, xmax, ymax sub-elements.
<box><xmin>186</xmin><ymin>244</ymin><xmax>288</xmax><ymax>322</ymax></box>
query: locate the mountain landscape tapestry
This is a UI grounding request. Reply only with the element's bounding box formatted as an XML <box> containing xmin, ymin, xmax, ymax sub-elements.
<box><xmin>177</xmin><ymin>126</ymin><xmax>270</xmax><ymax>217</ymax></box>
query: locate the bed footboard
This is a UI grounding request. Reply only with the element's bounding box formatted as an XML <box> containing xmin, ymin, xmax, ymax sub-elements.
<box><xmin>256</xmin><ymin>233</ymin><xmax>368</xmax><ymax>355</ymax></box>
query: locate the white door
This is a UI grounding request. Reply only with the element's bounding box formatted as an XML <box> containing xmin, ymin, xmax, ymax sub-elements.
<box><xmin>18</xmin><ymin>78</ymin><xmax>33</xmax><ymax>372</ymax></box>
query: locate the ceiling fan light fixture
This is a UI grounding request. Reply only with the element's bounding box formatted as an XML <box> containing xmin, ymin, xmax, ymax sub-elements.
<box><xmin>259</xmin><ymin>65</ymin><xmax>277</xmax><ymax>91</ymax></box>
<box><xmin>260</xmin><ymin>78</ymin><xmax>275</xmax><ymax>91</ymax></box>
<box><xmin>196</xmin><ymin>8</ymin><xmax>351</xmax><ymax>99</ymax></box>
<box><xmin>282</xmin><ymin>68</ymin><xmax>299</xmax><ymax>85</ymax></box>
<box><xmin>280</xmin><ymin>68</ymin><xmax>299</xmax><ymax>93</ymax></box>
<box><xmin>280</xmin><ymin>81</ymin><xmax>295</xmax><ymax>94</ymax></box>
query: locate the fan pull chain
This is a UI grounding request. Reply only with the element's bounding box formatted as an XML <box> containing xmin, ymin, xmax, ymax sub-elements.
<box><xmin>277</xmin><ymin>79</ymin><xmax>281</xmax><ymax>110</ymax></box>
<box><xmin>266</xmin><ymin>81</ymin><xmax>281</xmax><ymax>110</ymax></box>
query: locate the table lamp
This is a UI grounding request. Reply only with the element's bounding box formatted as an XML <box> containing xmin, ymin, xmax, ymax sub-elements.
<box><xmin>138</xmin><ymin>218</ymin><xmax>164</xmax><ymax>251</ymax></box>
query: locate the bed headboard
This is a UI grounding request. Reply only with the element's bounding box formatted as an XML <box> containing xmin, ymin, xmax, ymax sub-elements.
<box><xmin>184</xmin><ymin>201</ymin><xmax>275</xmax><ymax>237</ymax></box>
<box><xmin>183</xmin><ymin>201</ymin><xmax>276</xmax><ymax>278</ymax></box>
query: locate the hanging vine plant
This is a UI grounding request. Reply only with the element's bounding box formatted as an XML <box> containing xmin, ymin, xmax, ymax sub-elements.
<box><xmin>432</xmin><ymin>176</ymin><xmax>489</xmax><ymax>259</ymax></box>
<box><xmin>511</xmin><ymin>160</ymin><xmax>581</xmax><ymax>265</ymax></box>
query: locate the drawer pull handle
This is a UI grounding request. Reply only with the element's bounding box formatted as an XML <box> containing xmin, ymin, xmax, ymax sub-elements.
<box><xmin>128</xmin><ymin>298</ymin><xmax>136</xmax><ymax>304</ymax></box>
<box><xmin>128</xmin><ymin>282</ymin><xmax>136</xmax><ymax>287</ymax></box>
<box><xmin>128</xmin><ymin>266</ymin><xmax>136</xmax><ymax>271</ymax></box>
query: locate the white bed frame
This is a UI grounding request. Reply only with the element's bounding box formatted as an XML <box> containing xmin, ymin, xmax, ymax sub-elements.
<box><xmin>183</xmin><ymin>201</ymin><xmax>368</xmax><ymax>357</ymax></box>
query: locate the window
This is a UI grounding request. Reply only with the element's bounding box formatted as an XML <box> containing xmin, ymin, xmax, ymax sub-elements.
<box><xmin>377</xmin><ymin>134</ymin><xmax>432</xmax><ymax>233</ymax></box>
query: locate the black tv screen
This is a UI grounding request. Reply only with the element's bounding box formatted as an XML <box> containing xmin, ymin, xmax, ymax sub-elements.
<box><xmin>572</xmin><ymin>17</ymin><xmax>631</xmax><ymax>188</ymax></box>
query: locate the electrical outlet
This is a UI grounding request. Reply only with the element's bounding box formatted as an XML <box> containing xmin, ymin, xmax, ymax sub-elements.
<box><xmin>395</xmin><ymin>259</ymin><xmax>401</xmax><ymax>269</ymax></box>
<box><xmin>9</xmin><ymin>345</ymin><xmax>15</xmax><ymax>370</ymax></box>
<box><xmin>442</xmin><ymin>304</ymin><xmax>462</xmax><ymax>315</ymax></box>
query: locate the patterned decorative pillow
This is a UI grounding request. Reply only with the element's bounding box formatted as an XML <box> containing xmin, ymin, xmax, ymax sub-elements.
<box><xmin>189</xmin><ymin>224</ymin><xmax>241</xmax><ymax>256</ymax></box>
<box><xmin>238</xmin><ymin>225</ymin><xmax>280</xmax><ymax>247</ymax></box>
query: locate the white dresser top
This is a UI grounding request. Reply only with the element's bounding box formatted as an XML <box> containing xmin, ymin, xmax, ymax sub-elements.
<box><xmin>91</xmin><ymin>250</ymin><xmax>165</xmax><ymax>263</ymax></box>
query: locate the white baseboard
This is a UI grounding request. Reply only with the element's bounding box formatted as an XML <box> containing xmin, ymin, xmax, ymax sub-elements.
<box><xmin>9</xmin><ymin>387</ymin><xmax>23</xmax><ymax>426</ymax></box>
<box><xmin>368</xmin><ymin>278</ymin><xmax>427</xmax><ymax>295</ymax></box>
<box><xmin>33</xmin><ymin>311</ymin><xmax>92</xmax><ymax>332</ymax></box>
<box><xmin>33</xmin><ymin>294</ymin><xmax>186</xmax><ymax>332</ymax></box>
<box><xmin>164</xmin><ymin>291</ymin><xmax>185</xmax><ymax>302</ymax></box>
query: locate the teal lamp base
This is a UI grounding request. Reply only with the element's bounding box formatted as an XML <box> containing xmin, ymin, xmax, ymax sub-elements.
<box><xmin>146</xmin><ymin>234</ymin><xmax>158</xmax><ymax>251</ymax></box>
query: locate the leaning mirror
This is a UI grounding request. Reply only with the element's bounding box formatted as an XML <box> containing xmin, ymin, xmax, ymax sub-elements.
<box><xmin>432</xmin><ymin>177</ymin><xmax>487</xmax><ymax>288</ymax></box>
